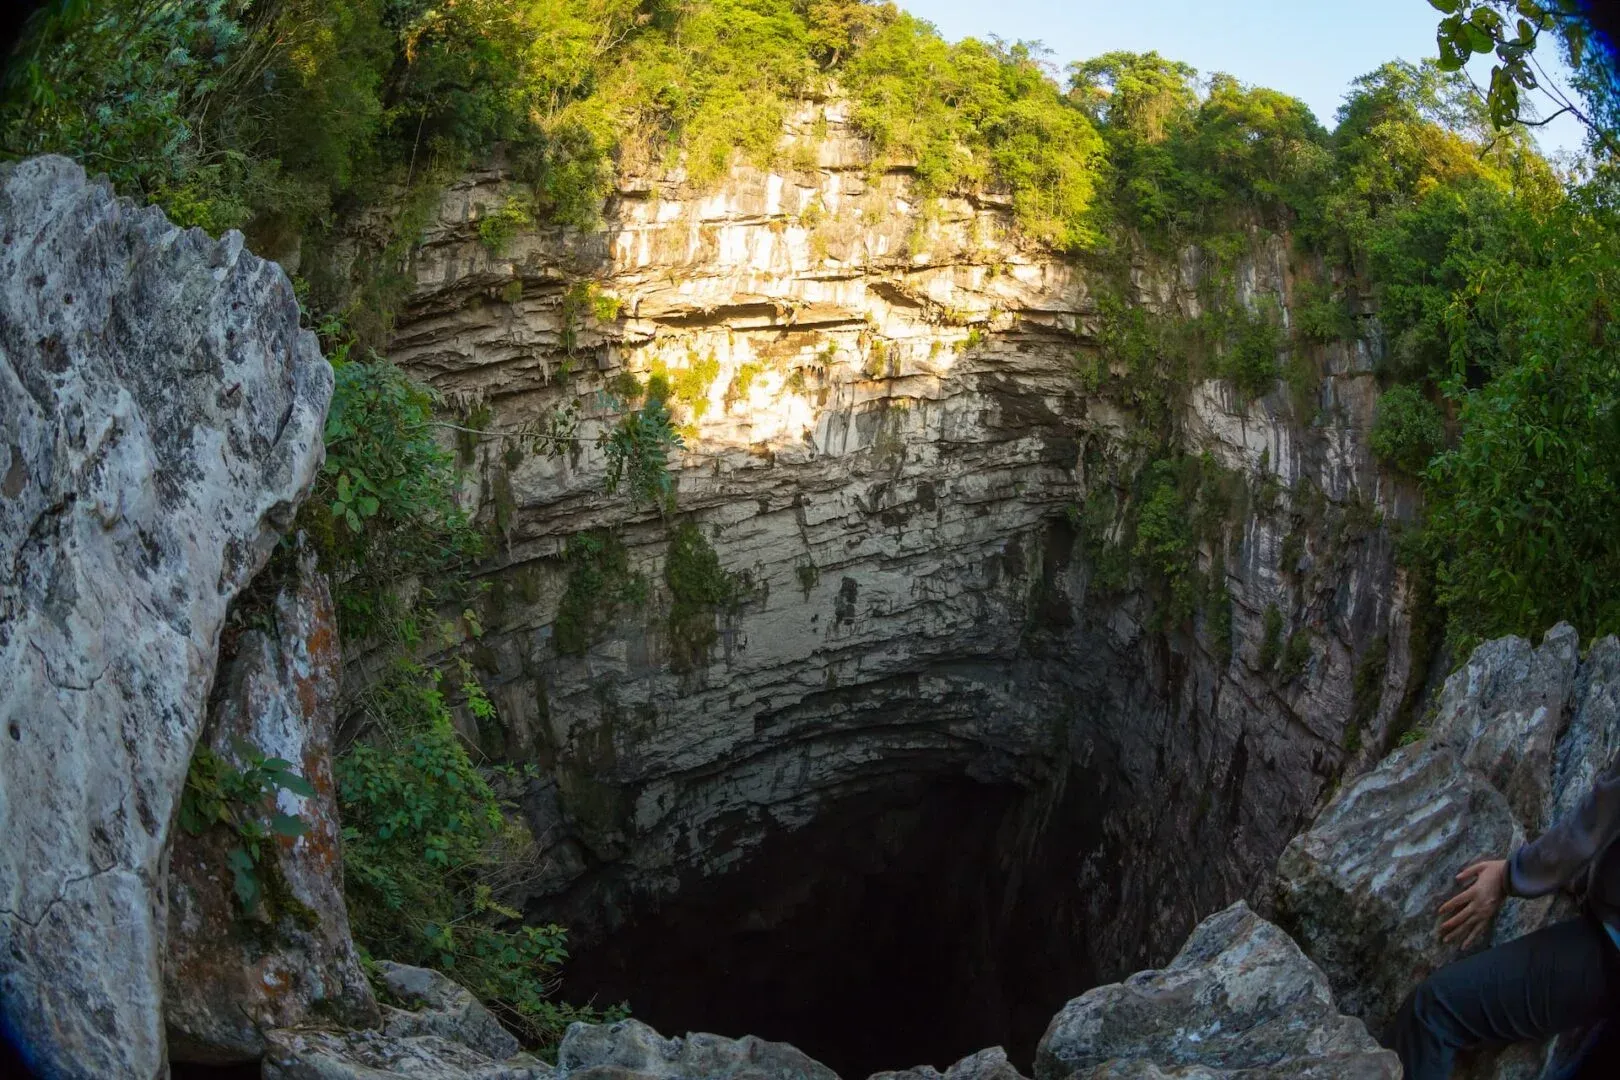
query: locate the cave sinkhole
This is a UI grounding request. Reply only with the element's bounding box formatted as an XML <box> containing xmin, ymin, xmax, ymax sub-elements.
<box><xmin>561</xmin><ymin>775</ymin><xmax>1103</xmax><ymax>1079</ymax></box>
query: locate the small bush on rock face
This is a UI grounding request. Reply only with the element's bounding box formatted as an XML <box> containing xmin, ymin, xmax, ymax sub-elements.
<box><xmin>1215</xmin><ymin>303</ymin><xmax>1284</xmax><ymax>401</ymax></box>
<box><xmin>338</xmin><ymin>661</ymin><xmax>622</xmax><ymax>1047</ymax></box>
<box><xmin>300</xmin><ymin>353</ymin><xmax>484</xmax><ymax>642</ymax></box>
<box><xmin>181</xmin><ymin>742</ymin><xmax>315</xmax><ymax>914</ymax></box>
<box><xmin>1279</xmin><ymin>629</ymin><xmax>1313</xmax><ymax>682</ymax></box>
<box><xmin>665</xmin><ymin>522</ymin><xmax>739</xmax><ymax>672</ymax></box>
<box><xmin>602</xmin><ymin>392</ymin><xmax>682</xmax><ymax>511</ymax></box>
<box><xmin>1259</xmin><ymin>604</ymin><xmax>1285</xmax><ymax>671</ymax></box>
<box><xmin>554</xmin><ymin>532</ymin><xmax>647</xmax><ymax>656</ymax></box>
<box><xmin>1370</xmin><ymin>384</ymin><xmax>1445</xmax><ymax>475</ymax></box>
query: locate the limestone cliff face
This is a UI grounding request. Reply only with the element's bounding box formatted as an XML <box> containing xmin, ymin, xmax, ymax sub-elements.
<box><xmin>380</xmin><ymin>101</ymin><xmax>1417</xmax><ymax>1071</ymax></box>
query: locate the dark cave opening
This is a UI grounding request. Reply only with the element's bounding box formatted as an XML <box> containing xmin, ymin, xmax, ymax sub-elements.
<box><xmin>561</xmin><ymin>773</ymin><xmax>1107</xmax><ymax>1079</ymax></box>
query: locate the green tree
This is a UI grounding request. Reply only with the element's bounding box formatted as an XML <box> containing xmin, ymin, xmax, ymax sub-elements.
<box><xmin>1427</xmin><ymin>0</ymin><xmax>1618</xmax><ymax>155</ymax></box>
<box><xmin>1069</xmin><ymin>51</ymin><xmax>1198</xmax><ymax>142</ymax></box>
<box><xmin>1371</xmin><ymin>384</ymin><xmax>1447</xmax><ymax>474</ymax></box>
<box><xmin>1423</xmin><ymin>178</ymin><xmax>1620</xmax><ymax>651</ymax></box>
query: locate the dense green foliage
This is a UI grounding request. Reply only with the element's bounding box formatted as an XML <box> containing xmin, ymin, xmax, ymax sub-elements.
<box><xmin>1371</xmin><ymin>385</ymin><xmax>1448</xmax><ymax>474</ymax></box>
<box><xmin>843</xmin><ymin>20</ymin><xmax>1102</xmax><ymax>247</ymax></box>
<box><xmin>338</xmin><ymin>660</ymin><xmax>623</xmax><ymax>1045</ymax></box>
<box><xmin>665</xmin><ymin>521</ymin><xmax>741</xmax><ymax>671</ymax></box>
<box><xmin>304</xmin><ymin>350</ymin><xmax>484</xmax><ymax>641</ymax></box>
<box><xmin>1070</xmin><ymin>51</ymin><xmax>1330</xmax><ymax>242</ymax></box>
<box><xmin>1420</xmin><ymin>181</ymin><xmax>1620</xmax><ymax>651</ymax></box>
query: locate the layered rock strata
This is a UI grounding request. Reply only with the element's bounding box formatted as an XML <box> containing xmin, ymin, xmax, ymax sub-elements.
<box><xmin>373</xmin><ymin>100</ymin><xmax>1415</xmax><ymax>1067</ymax></box>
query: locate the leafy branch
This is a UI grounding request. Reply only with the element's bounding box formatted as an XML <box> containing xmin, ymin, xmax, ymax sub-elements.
<box><xmin>179</xmin><ymin>739</ymin><xmax>315</xmax><ymax>913</ymax></box>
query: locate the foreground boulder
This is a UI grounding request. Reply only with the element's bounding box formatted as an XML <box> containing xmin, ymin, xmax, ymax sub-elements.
<box><xmin>0</xmin><ymin>156</ymin><xmax>330</xmax><ymax>1078</ymax></box>
<box><xmin>873</xmin><ymin>1048</ymin><xmax>1029</xmax><ymax>1080</ymax></box>
<box><xmin>263</xmin><ymin>1027</ymin><xmax>553</xmax><ymax>1080</ymax></box>
<box><xmin>1278</xmin><ymin>624</ymin><xmax>1620</xmax><ymax>1077</ymax></box>
<box><xmin>1032</xmin><ymin>902</ymin><xmax>1397</xmax><ymax>1080</ymax></box>
<box><xmin>556</xmin><ymin>1019</ymin><xmax>838</xmax><ymax>1080</ymax></box>
<box><xmin>375</xmin><ymin>961</ymin><xmax>520</xmax><ymax>1062</ymax></box>
<box><xmin>1275</xmin><ymin>744</ymin><xmax>1521</xmax><ymax>1032</ymax></box>
<box><xmin>265</xmin><ymin>962</ymin><xmax>544</xmax><ymax>1079</ymax></box>
<box><xmin>165</xmin><ymin>550</ymin><xmax>379</xmax><ymax>1062</ymax></box>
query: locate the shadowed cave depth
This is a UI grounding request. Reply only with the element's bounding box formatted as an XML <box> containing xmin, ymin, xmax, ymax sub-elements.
<box><xmin>559</xmin><ymin>773</ymin><xmax>1109</xmax><ymax>1078</ymax></box>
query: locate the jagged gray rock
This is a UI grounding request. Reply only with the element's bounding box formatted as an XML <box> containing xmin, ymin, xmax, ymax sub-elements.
<box><xmin>1551</xmin><ymin>634</ymin><xmax>1620</xmax><ymax>830</ymax></box>
<box><xmin>1032</xmin><ymin>902</ymin><xmax>1397</xmax><ymax>1080</ymax></box>
<box><xmin>0</xmin><ymin>156</ymin><xmax>330</xmax><ymax>1079</ymax></box>
<box><xmin>1275</xmin><ymin>745</ymin><xmax>1521</xmax><ymax>1034</ymax></box>
<box><xmin>556</xmin><ymin>1018</ymin><xmax>838</xmax><ymax>1080</ymax></box>
<box><xmin>377</xmin><ymin>961</ymin><xmax>521</xmax><ymax>1062</ymax></box>
<box><xmin>263</xmin><ymin>1027</ymin><xmax>554</xmax><ymax>1080</ymax></box>
<box><xmin>165</xmin><ymin>549</ymin><xmax>379</xmax><ymax>1062</ymax></box>
<box><xmin>1428</xmin><ymin>624</ymin><xmax>1579</xmax><ymax>831</ymax></box>
<box><xmin>872</xmin><ymin>1048</ymin><xmax>1029</xmax><ymax>1080</ymax></box>
<box><xmin>1278</xmin><ymin>625</ymin><xmax>1620</xmax><ymax>1080</ymax></box>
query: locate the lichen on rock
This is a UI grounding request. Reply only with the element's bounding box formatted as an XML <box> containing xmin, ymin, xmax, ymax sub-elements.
<box><xmin>0</xmin><ymin>155</ymin><xmax>330</xmax><ymax>1079</ymax></box>
<box><xmin>1032</xmin><ymin>902</ymin><xmax>1398</xmax><ymax>1080</ymax></box>
<box><xmin>165</xmin><ymin>547</ymin><xmax>379</xmax><ymax>1064</ymax></box>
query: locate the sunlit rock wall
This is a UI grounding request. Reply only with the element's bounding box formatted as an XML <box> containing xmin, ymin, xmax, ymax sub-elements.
<box><xmin>375</xmin><ymin>99</ymin><xmax>1418</xmax><ymax>1040</ymax></box>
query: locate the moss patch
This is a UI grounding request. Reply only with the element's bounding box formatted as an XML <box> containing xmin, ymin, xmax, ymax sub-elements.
<box><xmin>665</xmin><ymin>522</ymin><xmax>739</xmax><ymax>672</ymax></box>
<box><xmin>554</xmin><ymin>532</ymin><xmax>647</xmax><ymax>656</ymax></box>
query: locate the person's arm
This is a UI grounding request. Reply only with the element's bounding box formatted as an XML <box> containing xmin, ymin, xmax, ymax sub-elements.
<box><xmin>1507</xmin><ymin>758</ymin><xmax>1620</xmax><ymax>898</ymax></box>
<box><xmin>1437</xmin><ymin>754</ymin><xmax>1620</xmax><ymax>948</ymax></box>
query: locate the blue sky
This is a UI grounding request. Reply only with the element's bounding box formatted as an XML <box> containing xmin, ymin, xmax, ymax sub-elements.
<box><xmin>898</xmin><ymin>0</ymin><xmax>1588</xmax><ymax>158</ymax></box>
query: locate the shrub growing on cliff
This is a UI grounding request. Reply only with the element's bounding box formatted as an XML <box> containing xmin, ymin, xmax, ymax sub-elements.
<box><xmin>1370</xmin><ymin>385</ymin><xmax>1445</xmax><ymax>475</ymax></box>
<box><xmin>338</xmin><ymin>660</ymin><xmax>621</xmax><ymax>1046</ymax></box>
<box><xmin>554</xmin><ymin>532</ymin><xmax>648</xmax><ymax>656</ymax></box>
<box><xmin>1212</xmin><ymin>302</ymin><xmax>1285</xmax><ymax>401</ymax></box>
<box><xmin>301</xmin><ymin>354</ymin><xmax>484</xmax><ymax>641</ymax></box>
<box><xmin>665</xmin><ymin>522</ymin><xmax>740</xmax><ymax>671</ymax></box>
<box><xmin>180</xmin><ymin>742</ymin><xmax>315</xmax><ymax>915</ymax></box>
<box><xmin>602</xmin><ymin>393</ymin><xmax>683</xmax><ymax>511</ymax></box>
<box><xmin>1258</xmin><ymin>605</ymin><xmax>1285</xmax><ymax>671</ymax></box>
<box><xmin>1133</xmin><ymin>461</ymin><xmax>1200</xmax><ymax>624</ymax></box>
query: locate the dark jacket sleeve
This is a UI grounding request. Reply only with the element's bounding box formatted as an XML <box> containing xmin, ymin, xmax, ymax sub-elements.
<box><xmin>1508</xmin><ymin>755</ymin><xmax>1620</xmax><ymax>898</ymax></box>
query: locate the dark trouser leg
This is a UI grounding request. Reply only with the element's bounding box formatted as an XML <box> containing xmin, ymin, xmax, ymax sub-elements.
<box><xmin>1389</xmin><ymin>917</ymin><xmax>1615</xmax><ymax>1080</ymax></box>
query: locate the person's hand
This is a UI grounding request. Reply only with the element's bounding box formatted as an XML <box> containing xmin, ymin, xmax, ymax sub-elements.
<box><xmin>1437</xmin><ymin>858</ymin><xmax>1509</xmax><ymax>949</ymax></box>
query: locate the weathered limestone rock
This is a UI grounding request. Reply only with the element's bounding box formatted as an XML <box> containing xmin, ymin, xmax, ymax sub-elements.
<box><xmin>263</xmin><ymin>1027</ymin><xmax>554</xmax><ymax>1080</ymax></box>
<box><xmin>872</xmin><ymin>1048</ymin><xmax>1029</xmax><ymax>1080</ymax></box>
<box><xmin>1428</xmin><ymin>624</ymin><xmax>1579</xmax><ymax>831</ymax></box>
<box><xmin>1550</xmin><ymin>634</ymin><xmax>1620</xmax><ymax>830</ymax></box>
<box><xmin>0</xmin><ymin>157</ymin><xmax>330</xmax><ymax>1079</ymax></box>
<box><xmin>362</xmin><ymin>98</ymin><xmax>1414</xmax><ymax>1063</ymax></box>
<box><xmin>1068</xmin><ymin>1062</ymin><xmax>1394</xmax><ymax>1080</ymax></box>
<box><xmin>1031</xmin><ymin>902</ymin><xmax>1397</xmax><ymax>1080</ymax></box>
<box><xmin>555</xmin><ymin>1018</ymin><xmax>838</xmax><ymax>1080</ymax></box>
<box><xmin>1275</xmin><ymin>744</ymin><xmax>1522</xmax><ymax>1034</ymax></box>
<box><xmin>1277</xmin><ymin>625</ymin><xmax>1620</xmax><ymax>1079</ymax></box>
<box><xmin>165</xmin><ymin>549</ymin><xmax>379</xmax><ymax>1062</ymax></box>
<box><xmin>377</xmin><ymin>960</ymin><xmax>520</xmax><ymax>1062</ymax></box>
